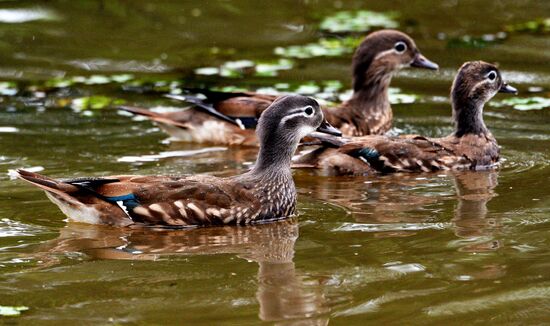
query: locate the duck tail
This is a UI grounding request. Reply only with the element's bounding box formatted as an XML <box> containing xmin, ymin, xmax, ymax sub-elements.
<box><xmin>118</xmin><ymin>106</ymin><xmax>160</xmax><ymax>118</ymax></box>
<box><xmin>15</xmin><ymin>169</ymin><xmax>82</xmax><ymax>205</ymax></box>
<box><xmin>117</xmin><ymin>106</ymin><xmax>190</xmax><ymax>129</ymax></box>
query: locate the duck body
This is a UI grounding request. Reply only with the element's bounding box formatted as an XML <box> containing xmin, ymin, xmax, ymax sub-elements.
<box><xmin>295</xmin><ymin>61</ymin><xmax>517</xmax><ymax>175</ymax></box>
<box><xmin>19</xmin><ymin>171</ymin><xmax>295</xmax><ymax>227</ymax></box>
<box><xmin>120</xmin><ymin>30</ymin><xmax>438</xmax><ymax>145</ymax></box>
<box><xmin>17</xmin><ymin>95</ymin><xmax>341</xmax><ymax>227</ymax></box>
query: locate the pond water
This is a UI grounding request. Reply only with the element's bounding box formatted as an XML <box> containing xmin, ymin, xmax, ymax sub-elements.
<box><xmin>1</xmin><ymin>0</ymin><xmax>550</xmax><ymax>324</ymax></box>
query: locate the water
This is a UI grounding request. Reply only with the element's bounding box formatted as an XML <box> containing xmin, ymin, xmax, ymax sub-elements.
<box><xmin>1</xmin><ymin>0</ymin><xmax>550</xmax><ymax>324</ymax></box>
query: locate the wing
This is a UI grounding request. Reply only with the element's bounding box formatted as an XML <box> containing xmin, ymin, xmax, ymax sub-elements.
<box><xmin>166</xmin><ymin>90</ymin><xmax>276</xmax><ymax>129</ymax></box>
<box><xmin>90</xmin><ymin>175</ymin><xmax>264</xmax><ymax>227</ymax></box>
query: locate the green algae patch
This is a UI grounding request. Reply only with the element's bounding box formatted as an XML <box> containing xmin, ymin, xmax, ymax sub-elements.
<box><xmin>506</xmin><ymin>18</ymin><xmax>550</xmax><ymax>34</ymax></box>
<box><xmin>319</xmin><ymin>10</ymin><xmax>399</xmax><ymax>33</ymax></box>
<box><xmin>274</xmin><ymin>37</ymin><xmax>362</xmax><ymax>59</ymax></box>
<box><xmin>72</xmin><ymin>96</ymin><xmax>126</xmax><ymax>111</ymax></box>
<box><xmin>445</xmin><ymin>33</ymin><xmax>507</xmax><ymax>49</ymax></box>
<box><xmin>194</xmin><ymin>59</ymin><xmax>294</xmax><ymax>78</ymax></box>
<box><xmin>493</xmin><ymin>96</ymin><xmax>550</xmax><ymax>111</ymax></box>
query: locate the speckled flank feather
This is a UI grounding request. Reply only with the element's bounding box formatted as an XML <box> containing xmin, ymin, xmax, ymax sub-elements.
<box><xmin>339</xmin><ymin>134</ymin><xmax>500</xmax><ymax>173</ymax></box>
<box><xmin>119</xmin><ymin>30</ymin><xmax>437</xmax><ymax>143</ymax></box>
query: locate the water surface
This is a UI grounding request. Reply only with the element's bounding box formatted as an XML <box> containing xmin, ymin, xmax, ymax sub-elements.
<box><xmin>1</xmin><ymin>1</ymin><xmax>550</xmax><ymax>324</ymax></box>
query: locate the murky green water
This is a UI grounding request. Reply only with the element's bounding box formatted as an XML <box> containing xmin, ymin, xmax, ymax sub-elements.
<box><xmin>1</xmin><ymin>1</ymin><xmax>550</xmax><ymax>324</ymax></box>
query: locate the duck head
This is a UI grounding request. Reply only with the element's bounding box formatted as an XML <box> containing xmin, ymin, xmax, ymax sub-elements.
<box><xmin>253</xmin><ymin>95</ymin><xmax>340</xmax><ymax>171</ymax></box>
<box><xmin>451</xmin><ymin>61</ymin><xmax>517</xmax><ymax>137</ymax></box>
<box><xmin>352</xmin><ymin>29</ymin><xmax>438</xmax><ymax>92</ymax></box>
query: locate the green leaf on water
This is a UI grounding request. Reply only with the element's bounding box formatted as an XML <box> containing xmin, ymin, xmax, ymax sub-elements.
<box><xmin>254</xmin><ymin>59</ymin><xmax>294</xmax><ymax>77</ymax></box>
<box><xmin>492</xmin><ymin>97</ymin><xmax>550</xmax><ymax>111</ymax></box>
<box><xmin>446</xmin><ymin>33</ymin><xmax>507</xmax><ymax>49</ymax></box>
<box><xmin>72</xmin><ymin>96</ymin><xmax>126</xmax><ymax>111</ymax></box>
<box><xmin>319</xmin><ymin>10</ymin><xmax>399</xmax><ymax>33</ymax></box>
<box><xmin>274</xmin><ymin>37</ymin><xmax>362</xmax><ymax>59</ymax></box>
<box><xmin>194</xmin><ymin>67</ymin><xmax>219</xmax><ymax>76</ymax></box>
<box><xmin>0</xmin><ymin>81</ymin><xmax>18</xmax><ymax>96</ymax></box>
<box><xmin>388</xmin><ymin>88</ymin><xmax>419</xmax><ymax>104</ymax></box>
<box><xmin>506</xmin><ymin>18</ymin><xmax>550</xmax><ymax>34</ymax></box>
<box><xmin>294</xmin><ymin>82</ymin><xmax>320</xmax><ymax>95</ymax></box>
<box><xmin>0</xmin><ymin>305</ymin><xmax>28</xmax><ymax>317</ymax></box>
<box><xmin>195</xmin><ymin>59</ymin><xmax>294</xmax><ymax>78</ymax></box>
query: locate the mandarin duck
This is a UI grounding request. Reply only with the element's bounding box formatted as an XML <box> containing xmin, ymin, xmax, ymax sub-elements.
<box><xmin>120</xmin><ymin>29</ymin><xmax>438</xmax><ymax>145</ymax></box>
<box><xmin>294</xmin><ymin>61</ymin><xmax>517</xmax><ymax>175</ymax></box>
<box><xmin>16</xmin><ymin>95</ymin><xmax>340</xmax><ymax>227</ymax></box>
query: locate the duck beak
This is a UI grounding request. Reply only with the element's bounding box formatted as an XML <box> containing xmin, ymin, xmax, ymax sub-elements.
<box><xmin>411</xmin><ymin>53</ymin><xmax>439</xmax><ymax>70</ymax></box>
<box><xmin>316</xmin><ymin>120</ymin><xmax>342</xmax><ymax>136</ymax></box>
<box><xmin>499</xmin><ymin>83</ymin><xmax>518</xmax><ymax>94</ymax></box>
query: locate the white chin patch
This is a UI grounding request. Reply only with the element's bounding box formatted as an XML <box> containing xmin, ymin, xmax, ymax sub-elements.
<box><xmin>297</xmin><ymin>125</ymin><xmax>316</xmax><ymax>139</ymax></box>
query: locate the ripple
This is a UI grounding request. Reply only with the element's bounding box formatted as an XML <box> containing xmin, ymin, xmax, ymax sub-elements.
<box><xmin>117</xmin><ymin>148</ymin><xmax>227</xmax><ymax>163</ymax></box>
<box><xmin>333</xmin><ymin>222</ymin><xmax>450</xmax><ymax>233</ymax></box>
<box><xmin>425</xmin><ymin>285</ymin><xmax>550</xmax><ymax>316</ymax></box>
<box><xmin>0</xmin><ymin>8</ymin><xmax>59</xmax><ymax>23</ymax></box>
<box><xmin>0</xmin><ymin>127</ymin><xmax>19</xmax><ymax>133</ymax></box>
<box><xmin>0</xmin><ymin>218</ymin><xmax>46</xmax><ymax>237</ymax></box>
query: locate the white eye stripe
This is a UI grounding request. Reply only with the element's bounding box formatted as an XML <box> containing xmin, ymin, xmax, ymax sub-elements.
<box><xmin>280</xmin><ymin>106</ymin><xmax>317</xmax><ymax>125</ymax></box>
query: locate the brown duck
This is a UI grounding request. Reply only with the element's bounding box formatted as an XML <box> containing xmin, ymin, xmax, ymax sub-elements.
<box><xmin>16</xmin><ymin>95</ymin><xmax>341</xmax><ymax>227</ymax></box>
<box><xmin>120</xmin><ymin>29</ymin><xmax>438</xmax><ymax>145</ymax></box>
<box><xmin>295</xmin><ymin>61</ymin><xmax>517</xmax><ymax>175</ymax></box>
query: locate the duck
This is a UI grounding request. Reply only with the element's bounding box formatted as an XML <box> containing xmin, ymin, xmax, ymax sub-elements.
<box><xmin>120</xmin><ymin>29</ymin><xmax>438</xmax><ymax>146</ymax></box>
<box><xmin>294</xmin><ymin>61</ymin><xmax>517</xmax><ymax>175</ymax></box>
<box><xmin>16</xmin><ymin>95</ymin><xmax>341</xmax><ymax>227</ymax></box>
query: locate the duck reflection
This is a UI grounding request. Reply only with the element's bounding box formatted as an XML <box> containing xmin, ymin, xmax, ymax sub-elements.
<box><xmin>34</xmin><ymin>220</ymin><xmax>328</xmax><ymax>324</ymax></box>
<box><xmin>451</xmin><ymin>170</ymin><xmax>502</xmax><ymax>252</ymax></box>
<box><xmin>299</xmin><ymin>169</ymin><xmax>502</xmax><ymax>250</ymax></box>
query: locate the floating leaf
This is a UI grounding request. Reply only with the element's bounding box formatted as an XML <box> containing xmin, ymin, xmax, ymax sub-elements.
<box><xmin>274</xmin><ymin>37</ymin><xmax>362</xmax><ymax>59</ymax></box>
<box><xmin>319</xmin><ymin>10</ymin><xmax>399</xmax><ymax>33</ymax></box>
<box><xmin>506</xmin><ymin>18</ymin><xmax>550</xmax><ymax>34</ymax></box>
<box><xmin>194</xmin><ymin>67</ymin><xmax>219</xmax><ymax>76</ymax></box>
<box><xmin>45</xmin><ymin>78</ymin><xmax>74</xmax><ymax>88</ymax></box>
<box><xmin>294</xmin><ymin>83</ymin><xmax>320</xmax><ymax>95</ymax></box>
<box><xmin>82</xmin><ymin>75</ymin><xmax>111</xmax><ymax>85</ymax></box>
<box><xmin>0</xmin><ymin>81</ymin><xmax>18</xmax><ymax>96</ymax></box>
<box><xmin>210</xmin><ymin>85</ymin><xmax>249</xmax><ymax>92</ymax></box>
<box><xmin>254</xmin><ymin>59</ymin><xmax>294</xmax><ymax>77</ymax></box>
<box><xmin>195</xmin><ymin>59</ymin><xmax>294</xmax><ymax>78</ymax></box>
<box><xmin>71</xmin><ymin>96</ymin><xmax>126</xmax><ymax>111</ymax></box>
<box><xmin>389</xmin><ymin>88</ymin><xmax>419</xmax><ymax>104</ymax></box>
<box><xmin>446</xmin><ymin>33</ymin><xmax>507</xmax><ymax>49</ymax></box>
<box><xmin>111</xmin><ymin>74</ymin><xmax>134</xmax><ymax>83</ymax></box>
<box><xmin>0</xmin><ymin>305</ymin><xmax>28</xmax><ymax>317</ymax></box>
<box><xmin>493</xmin><ymin>97</ymin><xmax>550</xmax><ymax>111</ymax></box>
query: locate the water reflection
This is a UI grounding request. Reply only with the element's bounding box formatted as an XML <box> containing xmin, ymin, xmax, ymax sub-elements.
<box><xmin>304</xmin><ymin>170</ymin><xmax>503</xmax><ymax>252</ymax></box>
<box><xmin>451</xmin><ymin>171</ymin><xmax>501</xmax><ymax>249</ymax></box>
<box><xmin>33</xmin><ymin>220</ymin><xmax>329</xmax><ymax>324</ymax></box>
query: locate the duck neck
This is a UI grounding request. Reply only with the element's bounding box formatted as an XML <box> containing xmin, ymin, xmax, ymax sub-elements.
<box><xmin>349</xmin><ymin>68</ymin><xmax>392</xmax><ymax>122</ymax></box>
<box><xmin>249</xmin><ymin>135</ymin><xmax>297</xmax><ymax>179</ymax></box>
<box><xmin>452</xmin><ymin>95</ymin><xmax>489</xmax><ymax>137</ymax></box>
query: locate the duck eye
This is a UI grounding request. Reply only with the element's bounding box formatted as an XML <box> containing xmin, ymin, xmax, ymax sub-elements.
<box><xmin>487</xmin><ymin>71</ymin><xmax>497</xmax><ymax>81</ymax></box>
<box><xmin>304</xmin><ymin>106</ymin><xmax>314</xmax><ymax>116</ymax></box>
<box><xmin>394</xmin><ymin>41</ymin><xmax>407</xmax><ymax>53</ymax></box>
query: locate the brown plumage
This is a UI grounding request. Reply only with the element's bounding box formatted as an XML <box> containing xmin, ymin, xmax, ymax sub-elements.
<box><xmin>120</xmin><ymin>29</ymin><xmax>438</xmax><ymax>145</ymax></box>
<box><xmin>16</xmin><ymin>95</ymin><xmax>341</xmax><ymax>227</ymax></box>
<box><xmin>295</xmin><ymin>61</ymin><xmax>518</xmax><ymax>175</ymax></box>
